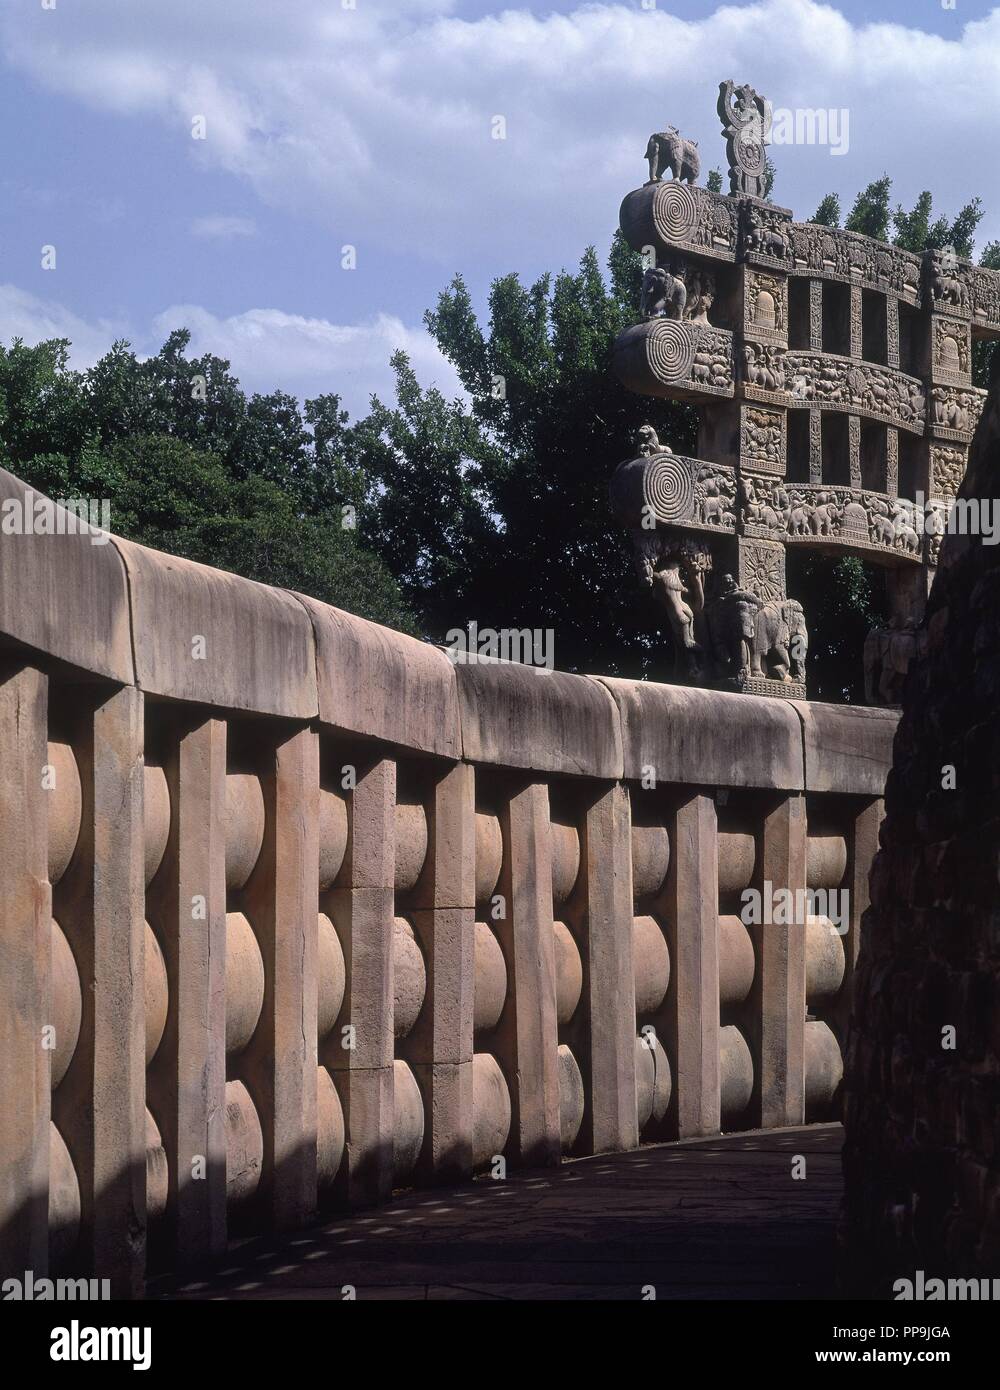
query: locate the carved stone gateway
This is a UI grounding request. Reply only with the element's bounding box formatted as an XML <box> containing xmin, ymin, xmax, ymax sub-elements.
<box><xmin>611</xmin><ymin>81</ymin><xmax>1000</xmax><ymax>702</ymax></box>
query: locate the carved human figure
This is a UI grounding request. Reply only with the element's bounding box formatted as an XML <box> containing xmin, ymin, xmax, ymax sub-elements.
<box><xmin>650</xmin><ymin>562</ymin><xmax>698</xmax><ymax>651</ymax></box>
<box><xmin>686</xmin><ymin>270</ymin><xmax>716</xmax><ymax>325</ymax></box>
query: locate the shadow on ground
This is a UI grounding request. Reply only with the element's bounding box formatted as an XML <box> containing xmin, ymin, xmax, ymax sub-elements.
<box><xmin>150</xmin><ymin>1123</ymin><xmax>842</xmax><ymax>1301</ymax></box>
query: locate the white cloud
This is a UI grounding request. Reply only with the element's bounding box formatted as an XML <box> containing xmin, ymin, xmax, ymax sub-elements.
<box><xmin>150</xmin><ymin>303</ymin><xmax>464</xmax><ymax>409</ymax></box>
<box><xmin>190</xmin><ymin>215</ymin><xmax>257</xmax><ymax>239</ymax></box>
<box><xmin>0</xmin><ymin>284</ymin><xmax>461</xmax><ymax>418</ymax></box>
<box><xmin>2</xmin><ymin>0</ymin><xmax>999</xmax><ymax>266</ymax></box>
<box><xmin>0</xmin><ymin>284</ymin><xmax>127</xmax><ymax>363</ymax></box>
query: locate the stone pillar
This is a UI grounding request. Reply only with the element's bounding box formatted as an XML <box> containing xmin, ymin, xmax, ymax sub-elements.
<box><xmin>850</xmin><ymin>284</ymin><xmax>863</xmax><ymax>360</ymax></box>
<box><xmin>747</xmin><ymin>793</ymin><xmax>807</xmax><ymax>1129</ymax></box>
<box><xmin>325</xmin><ymin>756</ymin><xmax>395</xmax><ymax>1207</ymax></box>
<box><xmin>809</xmin><ymin>408</ymin><xmax>823</xmax><ymax>483</ymax></box>
<box><xmin>0</xmin><ymin>662</ymin><xmax>50</xmax><ymax>1279</ymax></box>
<box><xmin>886</xmin><ymin>427</ymin><xmax>899</xmax><ymax>497</ymax></box>
<box><xmin>577</xmin><ymin>782</ymin><xmax>638</xmax><ymax>1155</ymax></box>
<box><xmin>849</xmin><ymin>415</ymin><xmax>862</xmax><ymax>488</ymax></box>
<box><xmin>241</xmin><ymin>726</ymin><xmax>320</xmax><ymax>1231</ymax></box>
<box><xmin>887</xmin><ymin>297</ymin><xmax>900</xmax><ymax>370</ymax></box>
<box><xmin>407</xmin><ymin>761</ymin><xmax>476</xmax><ymax>1183</ymax></box>
<box><xmin>146</xmin><ymin>714</ymin><xmax>228</xmax><ymax>1268</ymax></box>
<box><xmin>495</xmin><ymin>781</ymin><xmax>560</xmax><ymax>1166</ymax></box>
<box><xmin>53</xmin><ymin>686</ymin><xmax>146</xmax><ymax>1298</ymax></box>
<box><xmin>809</xmin><ymin>280</ymin><xmax>823</xmax><ymax>351</ymax></box>
<box><xmin>834</xmin><ymin>799</ymin><xmax>884</xmax><ymax>1042</ymax></box>
<box><xmin>663</xmin><ymin>793</ymin><xmax>720</xmax><ymax>1137</ymax></box>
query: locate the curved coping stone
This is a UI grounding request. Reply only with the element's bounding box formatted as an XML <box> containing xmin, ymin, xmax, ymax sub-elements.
<box><xmin>455</xmin><ymin>661</ymin><xmax>623</xmax><ymax>778</ymax></box>
<box><xmin>789</xmin><ymin>701</ymin><xmax>899</xmax><ymax>796</ymax></box>
<box><xmin>112</xmin><ymin>536</ymin><xmax>317</xmax><ymax>718</ymax></box>
<box><xmin>596</xmin><ymin>678</ymin><xmax>803</xmax><ymax>790</ymax></box>
<box><xmin>296</xmin><ymin>594</ymin><xmax>461</xmax><ymax>759</ymax></box>
<box><xmin>0</xmin><ymin>469</ymin><xmax>134</xmax><ymax>682</ymax></box>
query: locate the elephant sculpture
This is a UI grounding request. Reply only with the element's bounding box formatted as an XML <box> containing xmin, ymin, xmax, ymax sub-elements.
<box><xmin>705</xmin><ymin>575</ymin><xmax>759</xmax><ymax>681</ymax></box>
<box><xmin>641</xmin><ymin>265</ymin><xmax>687</xmax><ymax>320</ymax></box>
<box><xmin>752</xmin><ymin>598</ymin><xmax>808</xmax><ymax>683</ymax></box>
<box><xmin>645</xmin><ymin>127</ymin><xmax>701</xmax><ymax>185</ymax></box>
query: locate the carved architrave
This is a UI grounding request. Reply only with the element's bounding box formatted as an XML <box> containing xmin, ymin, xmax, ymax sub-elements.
<box><xmin>742</xmin><ymin>343</ymin><xmax>928</xmax><ymax>434</ymax></box>
<box><xmin>614</xmin><ymin>319</ymin><xmax>735</xmax><ymax>401</ymax></box>
<box><xmin>738</xmin><ymin>474</ymin><xmax>923</xmax><ymax>562</ymax></box>
<box><xmin>610</xmin><ymin>450</ymin><xmax>739</xmax><ymax>537</ymax></box>
<box><xmin>970</xmin><ymin>264</ymin><xmax>1000</xmax><ymax>331</ymax></box>
<box><xmin>786</xmin><ymin>223</ymin><xmax>922</xmax><ymax>302</ymax></box>
<box><xmin>740</xmin><ymin>404</ymin><xmax>786</xmax><ymax>475</ymax></box>
<box><xmin>930</xmin><ymin>443</ymin><xmax>967</xmax><ymax>499</ymax></box>
<box><xmin>781</xmin><ymin>351</ymin><xmax>927</xmax><ymax>433</ymax></box>
<box><xmin>620</xmin><ymin>182</ymin><xmax>740</xmax><ymax>264</ymax></box>
<box><xmin>743</xmin><ymin>269</ymin><xmax>787</xmax><ymax>344</ymax></box>
<box><xmin>932</xmin><ymin>318</ymin><xmax>972</xmax><ymax>385</ymax></box>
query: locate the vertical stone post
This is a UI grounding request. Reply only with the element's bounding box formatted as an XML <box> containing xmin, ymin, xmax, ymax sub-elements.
<box><xmin>887</xmin><ymin>298</ymin><xmax>901</xmax><ymax>370</ymax></box>
<box><xmin>577</xmin><ymin>782</ymin><xmax>638</xmax><ymax>1155</ymax></box>
<box><xmin>663</xmin><ymin>792</ymin><xmax>720</xmax><ymax>1138</ymax></box>
<box><xmin>809</xmin><ymin>280</ymin><xmax>823</xmax><ymax>352</ymax></box>
<box><xmin>835</xmin><ymin>799</ymin><xmax>884</xmax><ymax>1040</ymax></box>
<box><xmin>146</xmin><ymin>714</ymin><xmax>228</xmax><ymax>1268</ymax></box>
<box><xmin>325</xmin><ymin>756</ymin><xmax>395</xmax><ymax>1207</ymax></box>
<box><xmin>886</xmin><ymin>427</ymin><xmax>899</xmax><ymax>497</ymax></box>
<box><xmin>242</xmin><ymin>725</ymin><xmax>320</xmax><ymax>1231</ymax></box>
<box><xmin>809</xmin><ymin>409</ymin><xmax>823</xmax><ymax>483</ymax></box>
<box><xmin>0</xmin><ymin>662</ymin><xmax>50</xmax><ymax>1279</ymax></box>
<box><xmin>850</xmin><ymin>284</ymin><xmax>863</xmax><ymax>360</ymax></box>
<box><xmin>53</xmin><ymin>685</ymin><xmax>146</xmax><ymax>1298</ymax></box>
<box><xmin>748</xmin><ymin>793</ymin><xmax>807</xmax><ymax>1129</ymax></box>
<box><xmin>495</xmin><ymin>780</ymin><xmax>560</xmax><ymax>1166</ymax></box>
<box><xmin>408</xmin><ymin>761</ymin><xmax>476</xmax><ymax>1183</ymax></box>
<box><xmin>849</xmin><ymin>415</ymin><xmax>862</xmax><ymax>488</ymax></box>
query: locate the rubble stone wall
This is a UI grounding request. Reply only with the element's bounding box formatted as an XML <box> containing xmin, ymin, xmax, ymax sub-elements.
<box><xmin>842</xmin><ymin>368</ymin><xmax>1000</xmax><ymax>1291</ymax></box>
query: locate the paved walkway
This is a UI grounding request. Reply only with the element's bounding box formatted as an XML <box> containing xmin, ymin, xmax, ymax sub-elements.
<box><xmin>153</xmin><ymin>1123</ymin><xmax>842</xmax><ymax>1301</ymax></box>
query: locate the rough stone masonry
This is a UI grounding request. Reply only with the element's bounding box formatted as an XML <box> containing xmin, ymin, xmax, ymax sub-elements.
<box><xmin>842</xmin><ymin>356</ymin><xmax>1000</xmax><ymax>1292</ymax></box>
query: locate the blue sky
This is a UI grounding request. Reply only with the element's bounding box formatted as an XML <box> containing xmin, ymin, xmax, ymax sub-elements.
<box><xmin>1</xmin><ymin>0</ymin><xmax>998</xmax><ymax>415</ymax></box>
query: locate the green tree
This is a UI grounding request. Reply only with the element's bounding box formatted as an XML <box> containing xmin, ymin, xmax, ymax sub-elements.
<box><xmin>845</xmin><ymin>176</ymin><xmax>892</xmax><ymax>241</ymax></box>
<box><xmin>0</xmin><ymin>335</ymin><xmax>415</xmax><ymax>631</ymax></box>
<box><xmin>811</xmin><ymin>193</ymin><xmax>841</xmax><ymax>227</ymax></box>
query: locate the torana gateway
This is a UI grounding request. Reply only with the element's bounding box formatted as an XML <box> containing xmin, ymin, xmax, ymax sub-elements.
<box><xmin>611</xmin><ymin>80</ymin><xmax>1000</xmax><ymax>702</ymax></box>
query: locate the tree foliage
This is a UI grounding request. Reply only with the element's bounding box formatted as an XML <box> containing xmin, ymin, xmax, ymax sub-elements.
<box><xmin>0</xmin><ymin>333</ymin><xmax>414</xmax><ymax>631</ymax></box>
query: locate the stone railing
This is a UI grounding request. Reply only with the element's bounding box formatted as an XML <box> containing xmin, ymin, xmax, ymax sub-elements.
<box><xmin>0</xmin><ymin>466</ymin><xmax>899</xmax><ymax>1297</ymax></box>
